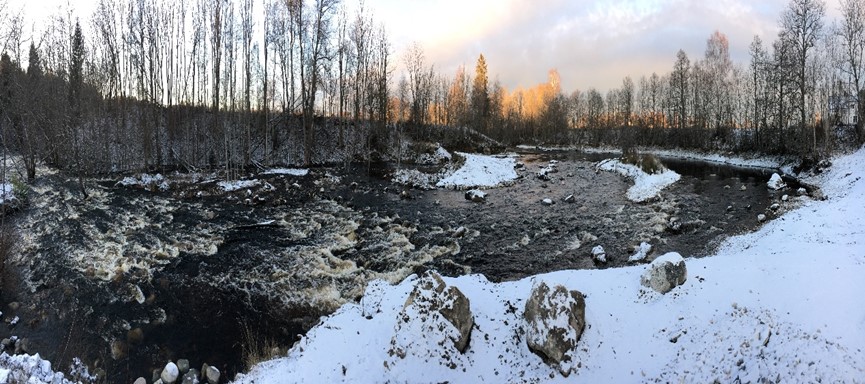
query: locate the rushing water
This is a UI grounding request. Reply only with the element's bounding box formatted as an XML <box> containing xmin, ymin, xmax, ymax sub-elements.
<box><xmin>0</xmin><ymin>151</ymin><xmax>805</xmax><ymax>382</ymax></box>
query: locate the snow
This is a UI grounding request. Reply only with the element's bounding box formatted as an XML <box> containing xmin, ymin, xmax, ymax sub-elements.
<box><xmin>0</xmin><ymin>353</ymin><xmax>76</xmax><ymax>383</ymax></box>
<box><xmin>596</xmin><ymin>159</ymin><xmax>681</xmax><ymax>202</ymax></box>
<box><xmin>262</xmin><ymin>168</ymin><xmax>309</xmax><ymax>176</ymax></box>
<box><xmin>217</xmin><ymin>179</ymin><xmax>261</xmax><ymax>192</ymax></box>
<box><xmin>118</xmin><ymin>173</ymin><xmax>170</xmax><ymax>191</ymax></box>
<box><xmin>436</xmin><ymin>153</ymin><xmax>518</xmax><ymax>189</ymax></box>
<box><xmin>767</xmin><ymin>173</ymin><xmax>787</xmax><ymax>190</ymax></box>
<box><xmin>235</xmin><ymin>145</ymin><xmax>865</xmax><ymax>383</ymax></box>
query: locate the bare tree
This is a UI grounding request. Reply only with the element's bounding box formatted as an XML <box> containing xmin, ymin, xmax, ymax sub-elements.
<box><xmin>837</xmin><ymin>0</ymin><xmax>865</xmax><ymax>141</ymax></box>
<box><xmin>782</xmin><ymin>0</ymin><xmax>826</xmax><ymax>152</ymax></box>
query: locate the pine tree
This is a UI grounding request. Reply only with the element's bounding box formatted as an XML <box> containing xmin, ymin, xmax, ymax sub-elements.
<box><xmin>471</xmin><ymin>54</ymin><xmax>489</xmax><ymax>132</ymax></box>
<box><xmin>69</xmin><ymin>21</ymin><xmax>88</xmax><ymax>198</ymax></box>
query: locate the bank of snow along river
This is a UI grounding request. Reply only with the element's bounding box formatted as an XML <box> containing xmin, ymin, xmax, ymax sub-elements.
<box><xmin>0</xmin><ymin>145</ymin><xmax>834</xmax><ymax>383</ymax></box>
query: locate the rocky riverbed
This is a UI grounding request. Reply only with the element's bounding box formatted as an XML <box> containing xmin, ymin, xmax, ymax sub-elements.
<box><xmin>0</xmin><ymin>149</ymin><xmax>806</xmax><ymax>382</ymax></box>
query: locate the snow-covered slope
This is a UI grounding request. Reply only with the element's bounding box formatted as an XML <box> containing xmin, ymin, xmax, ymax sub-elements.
<box><xmin>239</xmin><ymin>146</ymin><xmax>864</xmax><ymax>383</ymax></box>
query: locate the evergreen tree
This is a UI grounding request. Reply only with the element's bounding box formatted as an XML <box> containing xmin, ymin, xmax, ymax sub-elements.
<box><xmin>471</xmin><ymin>54</ymin><xmax>489</xmax><ymax>132</ymax></box>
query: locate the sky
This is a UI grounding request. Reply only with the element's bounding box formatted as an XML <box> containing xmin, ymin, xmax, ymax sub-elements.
<box><xmin>4</xmin><ymin>0</ymin><xmax>845</xmax><ymax>92</ymax></box>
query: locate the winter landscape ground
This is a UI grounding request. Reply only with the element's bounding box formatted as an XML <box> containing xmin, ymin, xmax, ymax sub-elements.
<box><xmin>232</xmin><ymin>145</ymin><xmax>865</xmax><ymax>384</ymax></box>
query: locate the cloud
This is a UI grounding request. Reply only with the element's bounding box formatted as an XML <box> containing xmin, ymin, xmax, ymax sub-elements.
<box><xmin>377</xmin><ymin>0</ymin><xmax>843</xmax><ymax>92</ymax></box>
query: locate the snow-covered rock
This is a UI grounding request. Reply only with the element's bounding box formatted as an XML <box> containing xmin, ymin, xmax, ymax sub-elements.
<box><xmin>767</xmin><ymin>173</ymin><xmax>786</xmax><ymax>190</ymax></box>
<box><xmin>524</xmin><ymin>281</ymin><xmax>586</xmax><ymax>377</ymax></box>
<box><xmin>797</xmin><ymin>187</ymin><xmax>808</xmax><ymax>196</ymax></box>
<box><xmin>390</xmin><ymin>271</ymin><xmax>474</xmax><ymax>358</ymax></box>
<box><xmin>161</xmin><ymin>362</ymin><xmax>179</xmax><ymax>384</ymax></box>
<box><xmin>596</xmin><ymin>159</ymin><xmax>680</xmax><ymax>203</ymax></box>
<box><xmin>591</xmin><ymin>245</ymin><xmax>606</xmax><ymax>263</ymax></box>
<box><xmin>0</xmin><ymin>353</ymin><xmax>73</xmax><ymax>383</ymax></box>
<box><xmin>628</xmin><ymin>242</ymin><xmax>652</xmax><ymax>262</ymax></box>
<box><xmin>436</xmin><ymin>153</ymin><xmax>518</xmax><ymax>189</ymax></box>
<box><xmin>640</xmin><ymin>252</ymin><xmax>687</xmax><ymax>294</ymax></box>
<box><xmin>464</xmin><ymin>189</ymin><xmax>487</xmax><ymax>203</ymax></box>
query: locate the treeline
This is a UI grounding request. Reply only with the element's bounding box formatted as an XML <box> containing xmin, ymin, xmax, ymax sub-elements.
<box><xmin>410</xmin><ymin>0</ymin><xmax>864</xmax><ymax>156</ymax></box>
<box><xmin>0</xmin><ymin>0</ymin><xmax>863</xmax><ymax>183</ymax></box>
<box><xmin>0</xmin><ymin>0</ymin><xmax>393</xmax><ymax>181</ymax></box>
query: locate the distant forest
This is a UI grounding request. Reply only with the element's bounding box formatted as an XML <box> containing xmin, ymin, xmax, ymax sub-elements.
<box><xmin>0</xmin><ymin>0</ymin><xmax>863</xmax><ymax>181</ymax></box>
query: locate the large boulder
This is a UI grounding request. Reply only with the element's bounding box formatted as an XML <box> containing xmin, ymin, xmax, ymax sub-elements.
<box><xmin>640</xmin><ymin>252</ymin><xmax>687</xmax><ymax>294</ymax></box>
<box><xmin>524</xmin><ymin>281</ymin><xmax>586</xmax><ymax>377</ymax></box>
<box><xmin>390</xmin><ymin>271</ymin><xmax>474</xmax><ymax>361</ymax></box>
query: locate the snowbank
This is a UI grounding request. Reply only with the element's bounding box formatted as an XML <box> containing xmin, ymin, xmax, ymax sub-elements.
<box><xmin>435</xmin><ymin>153</ymin><xmax>518</xmax><ymax>189</ymax></box>
<box><xmin>262</xmin><ymin>168</ymin><xmax>309</xmax><ymax>177</ymax></box>
<box><xmin>235</xmin><ymin>146</ymin><xmax>865</xmax><ymax>383</ymax></box>
<box><xmin>596</xmin><ymin>159</ymin><xmax>681</xmax><ymax>202</ymax></box>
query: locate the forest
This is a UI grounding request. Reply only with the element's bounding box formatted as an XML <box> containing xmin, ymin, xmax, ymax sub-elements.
<box><xmin>0</xmin><ymin>0</ymin><xmax>863</xmax><ymax>182</ymax></box>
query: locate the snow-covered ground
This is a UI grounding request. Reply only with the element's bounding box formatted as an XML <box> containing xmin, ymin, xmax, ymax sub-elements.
<box><xmin>262</xmin><ymin>168</ymin><xmax>309</xmax><ymax>176</ymax></box>
<box><xmin>235</xmin><ymin>146</ymin><xmax>865</xmax><ymax>383</ymax></box>
<box><xmin>596</xmin><ymin>159</ymin><xmax>681</xmax><ymax>202</ymax></box>
<box><xmin>435</xmin><ymin>153</ymin><xmax>518</xmax><ymax>189</ymax></box>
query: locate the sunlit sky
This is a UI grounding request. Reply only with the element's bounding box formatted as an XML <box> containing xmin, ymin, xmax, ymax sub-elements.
<box><xmin>4</xmin><ymin>0</ymin><xmax>845</xmax><ymax>92</ymax></box>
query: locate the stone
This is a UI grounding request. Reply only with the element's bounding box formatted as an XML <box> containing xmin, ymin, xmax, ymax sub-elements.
<box><xmin>451</xmin><ymin>226</ymin><xmax>467</xmax><ymax>238</ymax></box>
<box><xmin>13</xmin><ymin>338</ymin><xmax>29</xmax><ymax>355</ymax></box>
<box><xmin>563</xmin><ymin>194</ymin><xmax>576</xmax><ymax>203</ymax></box>
<box><xmin>541</xmin><ymin>198</ymin><xmax>554</xmax><ymax>206</ymax></box>
<box><xmin>109</xmin><ymin>339</ymin><xmax>126</xmax><ymax>360</ymax></box>
<box><xmin>464</xmin><ymin>189</ymin><xmax>487</xmax><ymax>203</ymax></box>
<box><xmin>182</xmin><ymin>371</ymin><xmax>199</xmax><ymax>384</ymax></box>
<box><xmin>740</xmin><ymin>185</ymin><xmax>747</xmax><ymax>191</ymax></box>
<box><xmin>399</xmin><ymin>190</ymin><xmax>412</xmax><ymax>200</ymax></box>
<box><xmin>591</xmin><ymin>245</ymin><xmax>606</xmax><ymax>263</ymax></box>
<box><xmin>133</xmin><ymin>378</ymin><xmax>147</xmax><ymax>384</ymax></box>
<box><xmin>403</xmin><ymin>271</ymin><xmax>475</xmax><ymax>353</ymax></box>
<box><xmin>524</xmin><ymin>281</ymin><xmax>586</xmax><ymax>377</ymax></box>
<box><xmin>177</xmin><ymin>359</ymin><xmax>190</xmax><ymax>374</ymax></box>
<box><xmin>758</xmin><ymin>214</ymin><xmax>767</xmax><ymax>222</ymax></box>
<box><xmin>782</xmin><ymin>194</ymin><xmax>789</xmax><ymax>202</ymax></box>
<box><xmin>797</xmin><ymin>187</ymin><xmax>808</xmax><ymax>196</ymax></box>
<box><xmin>162</xmin><ymin>362</ymin><xmax>180</xmax><ymax>384</ymax></box>
<box><xmin>628</xmin><ymin>242</ymin><xmax>652</xmax><ymax>262</ymax></box>
<box><xmin>0</xmin><ymin>338</ymin><xmax>12</xmax><ymax>350</ymax></box>
<box><xmin>205</xmin><ymin>365</ymin><xmax>220</xmax><ymax>384</ymax></box>
<box><xmin>767</xmin><ymin>173</ymin><xmax>786</xmax><ymax>190</ymax></box>
<box><xmin>640</xmin><ymin>252</ymin><xmax>687</xmax><ymax>294</ymax></box>
<box><xmin>391</xmin><ymin>271</ymin><xmax>474</xmax><ymax>358</ymax></box>
<box><xmin>153</xmin><ymin>368</ymin><xmax>162</xmax><ymax>383</ymax></box>
<box><xmin>770</xmin><ymin>203</ymin><xmax>780</xmax><ymax>211</ymax></box>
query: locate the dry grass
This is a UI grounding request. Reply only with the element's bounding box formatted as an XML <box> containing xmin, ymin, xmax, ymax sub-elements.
<box><xmin>622</xmin><ymin>150</ymin><xmax>664</xmax><ymax>175</ymax></box>
<box><xmin>241</xmin><ymin>322</ymin><xmax>286</xmax><ymax>371</ymax></box>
